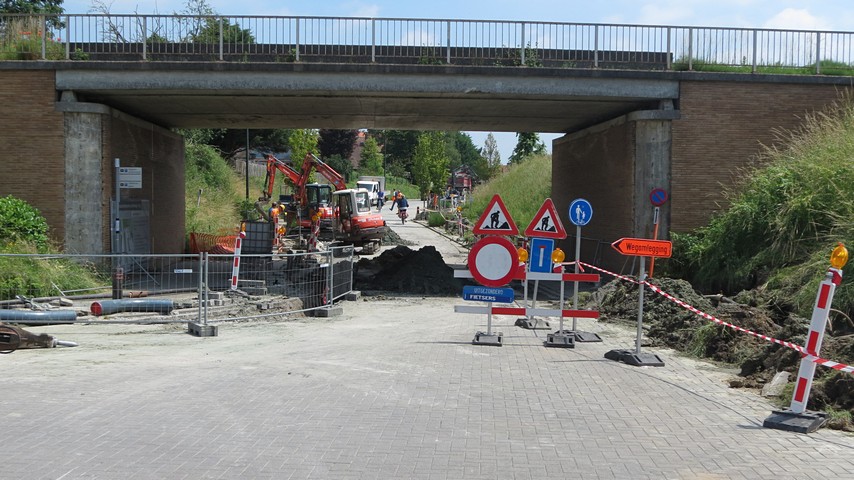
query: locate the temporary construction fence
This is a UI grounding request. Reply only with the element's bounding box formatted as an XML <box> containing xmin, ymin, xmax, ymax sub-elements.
<box><xmin>0</xmin><ymin>245</ymin><xmax>355</xmax><ymax>327</ymax></box>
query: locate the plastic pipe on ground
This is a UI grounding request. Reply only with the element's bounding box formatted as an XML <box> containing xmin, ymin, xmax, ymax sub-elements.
<box><xmin>90</xmin><ymin>299</ymin><xmax>175</xmax><ymax>316</ymax></box>
<box><xmin>0</xmin><ymin>309</ymin><xmax>78</xmax><ymax>324</ymax></box>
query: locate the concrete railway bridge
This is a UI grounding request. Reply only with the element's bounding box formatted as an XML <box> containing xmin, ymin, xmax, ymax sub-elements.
<box><xmin>1</xmin><ymin>14</ymin><xmax>853</xmax><ymax>269</ymax></box>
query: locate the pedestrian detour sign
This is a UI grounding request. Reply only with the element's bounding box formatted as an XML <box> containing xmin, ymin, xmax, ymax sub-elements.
<box><xmin>524</xmin><ymin>198</ymin><xmax>567</xmax><ymax>239</ymax></box>
<box><xmin>472</xmin><ymin>194</ymin><xmax>518</xmax><ymax>236</ymax></box>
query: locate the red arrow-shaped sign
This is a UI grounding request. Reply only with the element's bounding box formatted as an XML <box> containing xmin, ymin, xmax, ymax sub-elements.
<box><xmin>611</xmin><ymin>238</ymin><xmax>672</xmax><ymax>258</ymax></box>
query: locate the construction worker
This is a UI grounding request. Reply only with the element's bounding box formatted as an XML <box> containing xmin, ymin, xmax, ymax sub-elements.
<box><xmin>268</xmin><ymin>202</ymin><xmax>281</xmax><ymax>247</ymax></box>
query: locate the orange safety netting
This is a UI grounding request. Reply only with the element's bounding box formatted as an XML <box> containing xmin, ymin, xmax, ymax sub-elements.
<box><xmin>189</xmin><ymin>232</ymin><xmax>237</xmax><ymax>254</ymax></box>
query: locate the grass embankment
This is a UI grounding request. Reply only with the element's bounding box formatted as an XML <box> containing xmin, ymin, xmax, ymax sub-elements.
<box><xmin>184</xmin><ymin>143</ymin><xmax>263</xmax><ymax>236</ymax></box>
<box><xmin>666</xmin><ymin>96</ymin><xmax>854</xmax><ymax>320</ymax></box>
<box><xmin>660</xmin><ymin>95</ymin><xmax>854</xmax><ymax>424</ymax></box>
<box><xmin>0</xmin><ymin>196</ymin><xmax>106</xmax><ymax>300</ymax></box>
<box><xmin>463</xmin><ymin>154</ymin><xmax>552</xmax><ymax>232</ymax></box>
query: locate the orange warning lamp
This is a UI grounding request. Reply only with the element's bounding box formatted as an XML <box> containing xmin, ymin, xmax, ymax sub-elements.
<box><xmin>830</xmin><ymin>243</ymin><xmax>848</xmax><ymax>269</ymax></box>
<box><xmin>517</xmin><ymin>247</ymin><xmax>529</xmax><ymax>263</ymax></box>
<box><xmin>551</xmin><ymin>248</ymin><xmax>565</xmax><ymax>264</ymax></box>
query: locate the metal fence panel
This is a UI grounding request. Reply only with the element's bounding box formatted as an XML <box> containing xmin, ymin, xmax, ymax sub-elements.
<box><xmin>0</xmin><ymin>249</ymin><xmax>354</xmax><ymax>326</ymax></box>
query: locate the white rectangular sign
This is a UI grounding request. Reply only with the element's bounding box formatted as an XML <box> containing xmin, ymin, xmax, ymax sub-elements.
<box><xmin>119</xmin><ymin>167</ymin><xmax>142</xmax><ymax>188</ymax></box>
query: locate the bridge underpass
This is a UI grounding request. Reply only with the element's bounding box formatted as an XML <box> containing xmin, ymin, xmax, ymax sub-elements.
<box><xmin>48</xmin><ymin>62</ymin><xmax>679</xmax><ymax>263</ymax></box>
<box><xmin>2</xmin><ymin>61</ymin><xmax>850</xmax><ymax>272</ymax></box>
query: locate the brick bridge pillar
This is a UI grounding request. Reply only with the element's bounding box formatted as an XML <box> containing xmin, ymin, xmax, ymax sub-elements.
<box><xmin>552</xmin><ymin>105</ymin><xmax>680</xmax><ymax>275</ymax></box>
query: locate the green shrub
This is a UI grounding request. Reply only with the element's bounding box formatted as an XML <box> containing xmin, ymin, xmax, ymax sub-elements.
<box><xmin>0</xmin><ymin>195</ymin><xmax>49</xmax><ymax>250</ymax></box>
<box><xmin>186</xmin><ymin>143</ymin><xmax>232</xmax><ymax>190</ymax></box>
<box><xmin>428</xmin><ymin>212</ymin><xmax>446</xmax><ymax>227</ymax></box>
<box><xmin>671</xmin><ymin>94</ymin><xmax>854</xmax><ymax>320</ymax></box>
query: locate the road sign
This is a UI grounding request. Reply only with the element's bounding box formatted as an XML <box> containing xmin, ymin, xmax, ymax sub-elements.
<box><xmin>525</xmin><ymin>198</ymin><xmax>567</xmax><ymax>239</ymax></box>
<box><xmin>462</xmin><ymin>285</ymin><xmax>515</xmax><ymax>303</ymax></box>
<box><xmin>568</xmin><ymin>198</ymin><xmax>593</xmax><ymax>226</ymax></box>
<box><xmin>468</xmin><ymin>236</ymin><xmax>518</xmax><ymax>287</ymax></box>
<box><xmin>611</xmin><ymin>237</ymin><xmax>672</xmax><ymax>258</ymax></box>
<box><xmin>472</xmin><ymin>194</ymin><xmax>518</xmax><ymax>236</ymax></box>
<box><xmin>650</xmin><ymin>188</ymin><xmax>669</xmax><ymax>206</ymax></box>
<box><xmin>118</xmin><ymin>167</ymin><xmax>142</xmax><ymax>189</ymax></box>
<box><xmin>529</xmin><ymin>237</ymin><xmax>555</xmax><ymax>273</ymax></box>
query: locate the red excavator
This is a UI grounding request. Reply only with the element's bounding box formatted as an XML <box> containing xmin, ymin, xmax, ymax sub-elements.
<box><xmin>259</xmin><ymin>153</ymin><xmax>386</xmax><ymax>253</ymax></box>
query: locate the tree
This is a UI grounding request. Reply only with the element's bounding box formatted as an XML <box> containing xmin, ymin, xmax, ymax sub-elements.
<box><xmin>482</xmin><ymin>133</ymin><xmax>502</xmax><ymax>178</ymax></box>
<box><xmin>370</xmin><ymin>129</ymin><xmax>419</xmax><ymax>178</ymax></box>
<box><xmin>412</xmin><ymin>131</ymin><xmax>450</xmax><ymax>197</ymax></box>
<box><xmin>359</xmin><ymin>136</ymin><xmax>384</xmax><ymax>175</ymax></box>
<box><xmin>191</xmin><ymin>17</ymin><xmax>254</xmax><ymax>44</ymax></box>
<box><xmin>288</xmin><ymin>129</ymin><xmax>319</xmax><ymax>164</ymax></box>
<box><xmin>452</xmin><ymin>131</ymin><xmax>490</xmax><ymax>180</ymax></box>
<box><xmin>509</xmin><ymin>132</ymin><xmax>546</xmax><ymax>164</ymax></box>
<box><xmin>1</xmin><ymin>0</ymin><xmax>64</xmax><ymax>29</ymax></box>
<box><xmin>325</xmin><ymin>154</ymin><xmax>354</xmax><ymax>182</ymax></box>
<box><xmin>318</xmin><ymin>129</ymin><xmax>358</xmax><ymax>160</ymax></box>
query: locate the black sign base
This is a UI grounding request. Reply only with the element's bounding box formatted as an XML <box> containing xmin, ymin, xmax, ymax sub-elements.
<box><xmin>472</xmin><ymin>331</ymin><xmax>503</xmax><ymax>346</ymax></box>
<box><xmin>763</xmin><ymin>409</ymin><xmax>827</xmax><ymax>434</ymax></box>
<box><xmin>604</xmin><ymin>349</ymin><xmax>664</xmax><ymax>367</ymax></box>
<box><xmin>544</xmin><ymin>332</ymin><xmax>575</xmax><ymax>348</ymax></box>
<box><xmin>515</xmin><ymin>318</ymin><xmax>551</xmax><ymax>330</ymax></box>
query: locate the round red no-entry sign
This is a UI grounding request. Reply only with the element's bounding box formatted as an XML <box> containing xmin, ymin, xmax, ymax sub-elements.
<box><xmin>468</xmin><ymin>236</ymin><xmax>518</xmax><ymax>287</ymax></box>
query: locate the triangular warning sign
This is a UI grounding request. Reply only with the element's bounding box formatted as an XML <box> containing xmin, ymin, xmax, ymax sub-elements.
<box><xmin>525</xmin><ymin>198</ymin><xmax>567</xmax><ymax>239</ymax></box>
<box><xmin>472</xmin><ymin>194</ymin><xmax>518</xmax><ymax>236</ymax></box>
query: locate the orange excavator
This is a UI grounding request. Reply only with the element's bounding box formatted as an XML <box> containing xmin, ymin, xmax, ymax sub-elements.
<box><xmin>259</xmin><ymin>153</ymin><xmax>387</xmax><ymax>253</ymax></box>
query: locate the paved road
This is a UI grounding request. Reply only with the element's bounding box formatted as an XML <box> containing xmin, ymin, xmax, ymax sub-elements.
<box><xmin>3</xmin><ymin>213</ymin><xmax>853</xmax><ymax>479</ymax></box>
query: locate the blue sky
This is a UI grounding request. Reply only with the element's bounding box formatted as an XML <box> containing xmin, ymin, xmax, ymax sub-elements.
<box><xmin>58</xmin><ymin>0</ymin><xmax>854</xmax><ymax>160</ymax></box>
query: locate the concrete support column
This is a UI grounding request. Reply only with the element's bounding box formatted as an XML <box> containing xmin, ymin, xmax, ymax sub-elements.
<box><xmin>630</xmin><ymin>111</ymin><xmax>674</xmax><ymax>240</ymax></box>
<box><xmin>59</xmin><ymin>93</ymin><xmax>110</xmax><ymax>254</ymax></box>
<box><xmin>552</xmin><ymin>108</ymin><xmax>678</xmax><ymax>273</ymax></box>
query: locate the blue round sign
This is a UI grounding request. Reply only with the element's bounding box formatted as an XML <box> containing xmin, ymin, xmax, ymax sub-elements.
<box><xmin>568</xmin><ymin>198</ymin><xmax>593</xmax><ymax>226</ymax></box>
<box><xmin>650</xmin><ymin>188</ymin><xmax>669</xmax><ymax>207</ymax></box>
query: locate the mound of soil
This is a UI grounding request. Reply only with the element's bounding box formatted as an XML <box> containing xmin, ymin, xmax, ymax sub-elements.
<box><xmin>355</xmin><ymin>245</ymin><xmax>463</xmax><ymax>295</ymax></box>
<box><xmin>593</xmin><ymin>277</ymin><xmax>854</xmax><ymax>425</ymax></box>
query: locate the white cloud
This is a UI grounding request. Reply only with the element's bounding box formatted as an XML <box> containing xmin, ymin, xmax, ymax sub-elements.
<box><xmin>763</xmin><ymin>8</ymin><xmax>831</xmax><ymax>31</ymax></box>
<box><xmin>637</xmin><ymin>3</ymin><xmax>696</xmax><ymax>25</ymax></box>
<box><xmin>342</xmin><ymin>2</ymin><xmax>381</xmax><ymax>18</ymax></box>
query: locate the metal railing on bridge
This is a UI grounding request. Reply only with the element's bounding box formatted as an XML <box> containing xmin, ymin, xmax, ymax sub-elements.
<box><xmin>1</xmin><ymin>13</ymin><xmax>853</xmax><ymax>74</ymax></box>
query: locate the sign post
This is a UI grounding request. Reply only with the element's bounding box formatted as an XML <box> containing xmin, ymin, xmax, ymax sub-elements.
<box><xmin>648</xmin><ymin>188</ymin><xmax>668</xmax><ymax>278</ymax></box>
<box><xmin>464</xmin><ymin>234</ymin><xmax>519</xmax><ymax>346</ymax></box>
<box><xmin>517</xmin><ymin>199</ymin><xmax>566</xmax><ymax>331</ymax></box>
<box><xmin>605</xmin><ymin>237</ymin><xmax>671</xmax><ymax>367</ymax></box>
<box><xmin>564</xmin><ymin>198</ymin><xmax>602</xmax><ymax>342</ymax></box>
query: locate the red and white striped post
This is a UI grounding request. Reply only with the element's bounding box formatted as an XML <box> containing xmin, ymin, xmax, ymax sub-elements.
<box><xmin>765</xmin><ymin>243</ymin><xmax>848</xmax><ymax>433</ymax></box>
<box><xmin>230</xmin><ymin>230</ymin><xmax>246</xmax><ymax>291</ymax></box>
<box><xmin>789</xmin><ymin>245</ymin><xmax>847</xmax><ymax>414</ymax></box>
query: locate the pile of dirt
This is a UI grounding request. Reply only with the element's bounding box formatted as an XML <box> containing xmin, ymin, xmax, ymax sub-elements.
<box><xmin>383</xmin><ymin>228</ymin><xmax>412</xmax><ymax>246</ymax></box>
<box><xmin>593</xmin><ymin>277</ymin><xmax>854</xmax><ymax>427</ymax></box>
<box><xmin>354</xmin><ymin>245</ymin><xmax>463</xmax><ymax>295</ymax></box>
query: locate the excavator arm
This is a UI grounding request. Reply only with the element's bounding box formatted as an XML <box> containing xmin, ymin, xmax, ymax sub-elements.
<box><xmin>297</xmin><ymin>153</ymin><xmax>347</xmax><ymax>193</ymax></box>
<box><xmin>262</xmin><ymin>154</ymin><xmax>303</xmax><ymax>201</ymax></box>
<box><xmin>256</xmin><ymin>154</ymin><xmax>304</xmax><ymax>221</ymax></box>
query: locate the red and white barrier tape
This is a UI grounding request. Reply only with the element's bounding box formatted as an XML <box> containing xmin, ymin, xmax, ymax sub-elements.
<box><xmin>579</xmin><ymin>261</ymin><xmax>854</xmax><ymax>376</ymax></box>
